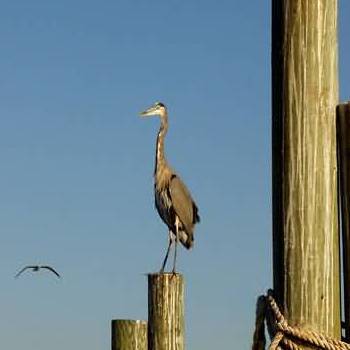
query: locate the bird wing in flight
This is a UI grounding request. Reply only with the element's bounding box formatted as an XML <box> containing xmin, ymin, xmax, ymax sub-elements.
<box><xmin>40</xmin><ymin>266</ymin><xmax>61</xmax><ymax>278</ymax></box>
<box><xmin>41</xmin><ymin>266</ymin><xmax>61</xmax><ymax>278</ymax></box>
<box><xmin>14</xmin><ymin>266</ymin><xmax>37</xmax><ymax>278</ymax></box>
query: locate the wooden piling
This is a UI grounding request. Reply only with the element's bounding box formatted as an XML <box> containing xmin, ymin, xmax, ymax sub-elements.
<box><xmin>272</xmin><ymin>0</ymin><xmax>340</xmax><ymax>341</ymax></box>
<box><xmin>148</xmin><ymin>273</ymin><xmax>184</xmax><ymax>350</ymax></box>
<box><xmin>337</xmin><ymin>102</ymin><xmax>350</xmax><ymax>341</ymax></box>
<box><xmin>111</xmin><ymin>320</ymin><xmax>147</xmax><ymax>350</ymax></box>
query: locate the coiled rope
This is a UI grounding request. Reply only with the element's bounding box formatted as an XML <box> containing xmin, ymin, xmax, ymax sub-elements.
<box><xmin>252</xmin><ymin>290</ymin><xmax>350</xmax><ymax>350</ymax></box>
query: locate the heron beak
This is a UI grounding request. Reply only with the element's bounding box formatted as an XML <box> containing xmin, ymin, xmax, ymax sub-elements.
<box><xmin>139</xmin><ymin>105</ymin><xmax>158</xmax><ymax>117</ymax></box>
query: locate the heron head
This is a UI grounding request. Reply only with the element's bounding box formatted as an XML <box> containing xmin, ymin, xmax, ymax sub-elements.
<box><xmin>139</xmin><ymin>102</ymin><xmax>167</xmax><ymax>118</ymax></box>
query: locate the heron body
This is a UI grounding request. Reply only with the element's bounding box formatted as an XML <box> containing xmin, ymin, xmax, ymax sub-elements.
<box><xmin>140</xmin><ymin>102</ymin><xmax>200</xmax><ymax>272</ymax></box>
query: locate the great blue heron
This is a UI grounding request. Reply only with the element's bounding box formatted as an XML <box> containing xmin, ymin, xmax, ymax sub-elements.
<box><xmin>15</xmin><ymin>265</ymin><xmax>61</xmax><ymax>279</ymax></box>
<box><xmin>140</xmin><ymin>102</ymin><xmax>200</xmax><ymax>273</ymax></box>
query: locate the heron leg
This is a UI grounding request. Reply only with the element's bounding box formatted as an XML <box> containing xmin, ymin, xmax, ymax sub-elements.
<box><xmin>172</xmin><ymin>218</ymin><xmax>180</xmax><ymax>274</ymax></box>
<box><xmin>160</xmin><ymin>231</ymin><xmax>173</xmax><ymax>273</ymax></box>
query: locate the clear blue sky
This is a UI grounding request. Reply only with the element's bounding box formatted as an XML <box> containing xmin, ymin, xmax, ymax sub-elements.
<box><xmin>0</xmin><ymin>1</ymin><xmax>349</xmax><ymax>349</ymax></box>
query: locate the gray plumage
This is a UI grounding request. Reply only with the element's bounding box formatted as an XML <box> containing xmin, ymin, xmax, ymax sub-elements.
<box><xmin>140</xmin><ymin>102</ymin><xmax>200</xmax><ymax>272</ymax></box>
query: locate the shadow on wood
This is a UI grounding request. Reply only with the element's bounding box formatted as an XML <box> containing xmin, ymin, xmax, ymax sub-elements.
<box><xmin>337</xmin><ymin>102</ymin><xmax>350</xmax><ymax>342</ymax></box>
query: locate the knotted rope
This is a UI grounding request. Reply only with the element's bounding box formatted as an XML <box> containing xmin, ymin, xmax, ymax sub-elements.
<box><xmin>252</xmin><ymin>290</ymin><xmax>350</xmax><ymax>350</ymax></box>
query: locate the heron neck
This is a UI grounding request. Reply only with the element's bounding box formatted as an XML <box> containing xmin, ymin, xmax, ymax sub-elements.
<box><xmin>154</xmin><ymin>115</ymin><xmax>168</xmax><ymax>175</ymax></box>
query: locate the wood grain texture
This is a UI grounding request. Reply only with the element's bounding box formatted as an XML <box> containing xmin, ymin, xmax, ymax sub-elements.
<box><xmin>111</xmin><ymin>320</ymin><xmax>147</xmax><ymax>350</ymax></box>
<box><xmin>272</xmin><ymin>0</ymin><xmax>340</xmax><ymax>340</ymax></box>
<box><xmin>337</xmin><ymin>102</ymin><xmax>350</xmax><ymax>341</ymax></box>
<box><xmin>148</xmin><ymin>273</ymin><xmax>184</xmax><ymax>350</ymax></box>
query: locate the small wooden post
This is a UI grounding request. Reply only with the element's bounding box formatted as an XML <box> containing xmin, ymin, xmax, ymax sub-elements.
<box><xmin>148</xmin><ymin>273</ymin><xmax>185</xmax><ymax>350</ymax></box>
<box><xmin>337</xmin><ymin>102</ymin><xmax>350</xmax><ymax>342</ymax></box>
<box><xmin>111</xmin><ymin>320</ymin><xmax>147</xmax><ymax>350</ymax></box>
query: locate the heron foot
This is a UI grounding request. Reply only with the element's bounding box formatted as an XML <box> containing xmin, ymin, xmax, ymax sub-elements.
<box><xmin>170</xmin><ymin>267</ymin><xmax>178</xmax><ymax>279</ymax></box>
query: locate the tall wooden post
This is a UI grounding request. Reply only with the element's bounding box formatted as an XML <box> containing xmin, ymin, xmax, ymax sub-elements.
<box><xmin>272</xmin><ymin>0</ymin><xmax>340</xmax><ymax>340</ymax></box>
<box><xmin>337</xmin><ymin>102</ymin><xmax>350</xmax><ymax>341</ymax></box>
<box><xmin>148</xmin><ymin>273</ymin><xmax>185</xmax><ymax>350</ymax></box>
<box><xmin>111</xmin><ymin>320</ymin><xmax>147</xmax><ymax>350</ymax></box>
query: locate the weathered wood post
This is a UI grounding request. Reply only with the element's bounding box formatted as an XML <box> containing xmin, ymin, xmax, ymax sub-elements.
<box><xmin>148</xmin><ymin>273</ymin><xmax>184</xmax><ymax>350</ymax></box>
<box><xmin>272</xmin><ymin>0</ymin><xmax>341</xmax><ymax>342</ymax></box>
<box><xmin>111</xmin><ymin>320</ymin><xmax>147</xmax><ymax>350</ymax></box>
<box><xmin>337</xmin><ymin>102</ymin><xmax>350</xmax><ymax>341</ymax></box>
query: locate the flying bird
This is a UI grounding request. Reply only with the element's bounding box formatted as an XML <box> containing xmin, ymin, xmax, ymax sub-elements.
<box><xmin>15</xmin><ymin>265</ymin><xmax>61</xmax><ymax>279</ymax></box>
<box><xmin>140</xmin><ymin>102</ymin><xmax>200</xmax><ymax>273</ymax></box>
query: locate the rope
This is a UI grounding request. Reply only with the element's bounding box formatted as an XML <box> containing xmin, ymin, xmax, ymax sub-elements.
<box><xmin>252</xmin><ymin>290</ymin><xmax>350</xmax><ymax>350</ymax></box>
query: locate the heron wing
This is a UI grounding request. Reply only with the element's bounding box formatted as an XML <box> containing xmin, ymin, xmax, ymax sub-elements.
<box><xmin>41</xmin><ymin>266</ymin><xmax>61</xmax><ymax>278</ymax></box>
<box><xmin>14</xmin><ymin>266</ymin><xmax>35</xmax><ymax>278</ymax></box>
<box><xmin>169</xmin><ymin>175</ymin><xmax>197</xmax><ymax>234</ymax></box>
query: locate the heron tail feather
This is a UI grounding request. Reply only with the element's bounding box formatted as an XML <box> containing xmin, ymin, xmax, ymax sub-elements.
<box><xmin>180</xmin><ymin>230</ymin><xmax>194</xmax><ymax>250</ymax></box>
